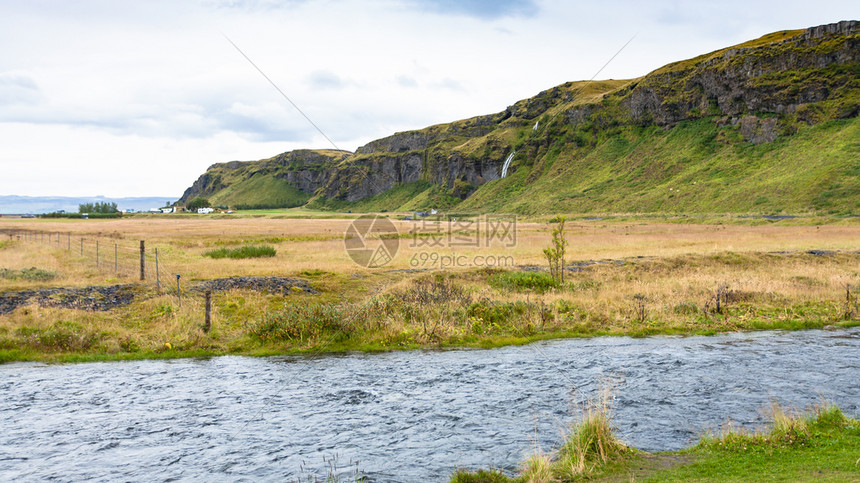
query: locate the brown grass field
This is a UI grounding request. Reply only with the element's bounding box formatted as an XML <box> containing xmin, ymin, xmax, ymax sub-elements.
<box><xmin>1</xmin><ymin>214</ymin><xmax>858</xmax><ymax>362</ymax></box>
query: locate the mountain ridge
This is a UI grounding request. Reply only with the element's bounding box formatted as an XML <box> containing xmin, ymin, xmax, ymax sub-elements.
<box><xmin>178</xmin><ymin>21</ymin><xmax>859</xmax><ymax>214</ymax></box>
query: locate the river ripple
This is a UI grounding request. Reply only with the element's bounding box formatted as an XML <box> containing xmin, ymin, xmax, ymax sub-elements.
<box><xmin>1</xmin><ymin>328</ymin><xmax>858</xmax><ymax>481</ymax></box>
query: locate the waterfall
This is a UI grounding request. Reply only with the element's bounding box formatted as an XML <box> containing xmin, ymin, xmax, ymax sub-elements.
<box><xmin>500</xmin><ymin>150</ymin><xmax>516</xmax><ymax>178</ymax></box>
<box><xmin>533</xmin><ymin>120</ymin><xmax>539</xmax><ymax>130</ymax></box>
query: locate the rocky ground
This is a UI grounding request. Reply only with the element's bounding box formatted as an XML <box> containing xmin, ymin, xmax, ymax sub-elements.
<box><xmin>0</xmin><ymin>285</ymin><xmax>138</xmax><ymax>314</ymax></box>
<box><xmin>190</xmin><ymin>276</ymin><xmax>318</xmax><ymax>295</ymax></box>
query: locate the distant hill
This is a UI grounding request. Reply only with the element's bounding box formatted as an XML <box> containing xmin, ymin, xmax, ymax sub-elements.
<box><xmin>179</xmin><ymin>21</ymin><xmax>860</xmax><ymax>215</ymax></box>
<box><xmin>0</xmin><ymin>196</ymin><xmax>175</xmax><ymax>215</ymax></box>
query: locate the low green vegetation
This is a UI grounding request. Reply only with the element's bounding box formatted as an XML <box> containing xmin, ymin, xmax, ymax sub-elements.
<box><xmin>202</xmin><ymin>245</ymin><xmax>276</xmax><ymax>259</ymax></box>
<box><xmin>40</xmin><ymin>212</ymin><xmax>122</xmax><ymax>219</ymax></box>
<box><xmin>489</xmin><ymin>271</ymin><xmax>558</xmax><ymax>293</ymax></box>
<box><xmin>0</xmin><ymin>267</ymin><xmax>56</xmax><ymax>281</ymax></box>
<box><xmin>451</xmin><ymin>400</ymin><xmax>860</xmax><ymax>482</ymax></box>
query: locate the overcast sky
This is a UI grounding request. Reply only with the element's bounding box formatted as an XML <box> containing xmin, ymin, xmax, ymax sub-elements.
<box><xmin>0</xmin><ymin>0</ymin><xmax>855</xmax><ymax>198</ymax></box>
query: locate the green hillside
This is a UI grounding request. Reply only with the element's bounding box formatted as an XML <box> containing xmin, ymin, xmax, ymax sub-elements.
<box><xmin>460</xmin><ymin>116</ymin><xmax>860</xmax><ymax>214</ymax></box>
<box><xmin>178</xmin><ymin>21</ymin><xmax>860</xmax><ymax>215</ymax></box>
<box><xmin>209</xmin><ymin>176</ymin><xmax>310</xmax><ymax>210</ymax></box>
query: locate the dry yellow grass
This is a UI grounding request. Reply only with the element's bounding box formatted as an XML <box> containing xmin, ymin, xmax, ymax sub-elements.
<box><xmin>4</xmin><ymin>216</ymin><xmax>858</xmax><ymax>285</ymax></box>
<box><xmin>1</xmin><ymin>215</ymin><xmax>858</xmax><ymax>361</ymax></box>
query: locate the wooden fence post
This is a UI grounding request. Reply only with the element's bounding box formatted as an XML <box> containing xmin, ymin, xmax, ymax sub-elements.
<box><xmin>204</xmin><ymin>290</ymin><xmax>212</xmax><ymax>333</ymax></box>
<box><xmin>139</xmin><ymin>240</ymin><xmax>145</xmax><ymax>281</ymax></box>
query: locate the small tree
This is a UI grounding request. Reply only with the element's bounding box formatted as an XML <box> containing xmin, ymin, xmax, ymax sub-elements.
<box><xmin>187</xmin><ymin>196</ymin><xmax>211</xmax><ymax>210</ymax></box>
<box><xmin>543</xmin><ymin>215</ymin><xmax>567</xmax><ymax>284</ymax></box>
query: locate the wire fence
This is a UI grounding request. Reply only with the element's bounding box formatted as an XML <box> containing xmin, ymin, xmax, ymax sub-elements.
<box><xmin>2</xmin><ymin>228</ymin><xmax>192</xmax><ymax>307</ymax></box>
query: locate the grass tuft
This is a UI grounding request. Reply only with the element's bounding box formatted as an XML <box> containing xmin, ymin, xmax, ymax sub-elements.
<box><xmin>554</xmin><ymin>388</ymin><xmax>628</xmax><ymax>479</ymax></box>
<box><xmin>697</xmin><ymin>400</ymin><xmax>850</xmax><ymax>452</ymax></box>
<box><xmin>449</xmin><ymin>469</ymin><xmax>512</xmax><ymax>483</ymax></box>
<box><xmin>520</xmin><ymin>452</ymin><xmax>552</xmax><ymax>483</ymax></box>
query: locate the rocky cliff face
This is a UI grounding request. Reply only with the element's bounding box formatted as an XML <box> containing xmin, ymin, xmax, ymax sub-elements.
<box><xmin>177</xmin><ymin>149</ymin><xmax>348</xmax><ymax>205</ymax></box>
<box><xmin>617</xmin><ymin>20</ymin><xmax>858</xmax><ymax>127</ymax></box>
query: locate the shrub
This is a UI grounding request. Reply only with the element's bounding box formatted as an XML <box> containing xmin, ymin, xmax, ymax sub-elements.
<box><xmin>467</xmin><ymin>300</ymin><xmax>530</xmax><ymax>333</ymax></box>
<box><xmin>248</xmin><ymin>303</ymin><xmax>356</xmax><ymax>343</ymax></box>
<box><xmin>203</xmin><ymin>245</ymin><xmax>276</xmax><ymax>259</ymax></box>
<box><xmin>490</xmin><ymin>271</ymin><xmax>558</xmax><ymax>292</ymax></box>
<box><xmin>32</xmin><ymin>322</ymin><xmax>98</xmax><ymax>351</ymax></box>
<box><xmin>544</xmin><ymin>215</ymin><xmax>568</xmax><ymax>284</ymax></box>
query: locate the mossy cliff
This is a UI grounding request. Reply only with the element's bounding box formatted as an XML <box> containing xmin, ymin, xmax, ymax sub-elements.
<box><xmin>180</xmin><ymin>21</ymin><xmax>860</xmax><ymax>214</ymax></box>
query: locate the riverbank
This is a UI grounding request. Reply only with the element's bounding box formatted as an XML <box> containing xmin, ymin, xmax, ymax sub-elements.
<box><xmin>1</xmin><ymin>217</ymin><xmax>859</xmax><ymax>363</ymax></box>
<box><xmin>451</xmin><ymin>400</ymin><xmax>860</xmax><ymax>482</ymax></box>
<box><xmin>0</xmin><ymin>260</ymin><xmax>859</xmax><ymax>364</ymax></box>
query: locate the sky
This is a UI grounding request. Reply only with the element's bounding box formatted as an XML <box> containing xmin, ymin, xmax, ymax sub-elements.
<box><xmin>0</xmin><ymin>0</ymin><xmax>856</xmax><ymax>199</ymax></box>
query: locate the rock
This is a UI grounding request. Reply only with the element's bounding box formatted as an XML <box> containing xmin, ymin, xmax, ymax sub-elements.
<box><xmin>738</xmin><ymin>115</ymin><xmax>779</xmax><ymax>144</ymax></box>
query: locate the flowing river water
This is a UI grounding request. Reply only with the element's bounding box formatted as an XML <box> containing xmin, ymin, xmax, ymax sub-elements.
<box><xmin>2</xmin><ymin>328</ymin><xmax>858</xmax><ymax>481</ymax></box>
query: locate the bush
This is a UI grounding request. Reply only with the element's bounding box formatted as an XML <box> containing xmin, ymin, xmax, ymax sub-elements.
<box><xmin>248</xmin><ymin>303</ymin><xmax>355</xmax><ymax>343</ymax></box>
<box><xmin>490</xmin><ymin>271</ymin><xmax>558</xmax><ymax>292</ymax></box>
<box><xmin>187</xmin><ymin>196</ymin><xmax>211</xmax><ymax>210</ymax></box>
<box><xmin>203</xmin><ymin>245</ymin><xmax>276</xmax><ymax>259</ymax></box>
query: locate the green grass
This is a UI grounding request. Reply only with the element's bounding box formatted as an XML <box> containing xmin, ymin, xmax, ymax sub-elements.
<box><xmin>645</xmin><ymin>404</ymin><xmax>860</xmax><ymax>482</ymax></box>
<box><xmin>459</xmin><ymin>117</ymin><xmax>860</xmax><ymax>215</ymax></box>
<box><xmin>307</xmin><ymin>180</ymin><xmax>463</xmax><ymax>212</ymax></box>
<box><xmin>451</xmin><ymin>401</ymin><xmax>860</xmax><ymax>483</ymax></box>
<box><xmin>209</xmin><ymin>175</ymin><xmax>311</xmax><ymax>209</ymax></box>
<box><xmin>202</xmin><ymin>245</ymin><xmax>276</xmax><ymax>259</ymax></box>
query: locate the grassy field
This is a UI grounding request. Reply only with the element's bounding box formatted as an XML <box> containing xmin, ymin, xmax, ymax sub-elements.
<box><xmin>0</xmin><ymin>214</ymin><xmax>858</xmax><ymax>363</ymax></box>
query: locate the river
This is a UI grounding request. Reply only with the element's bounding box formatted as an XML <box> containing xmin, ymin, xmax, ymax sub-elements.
<box><xmin>1</xmin><ymin>328</ymin><xmax>858</xmax><ymax>481</ymax></box>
